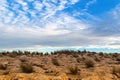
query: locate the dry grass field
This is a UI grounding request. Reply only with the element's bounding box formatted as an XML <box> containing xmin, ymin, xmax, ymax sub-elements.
<box><xmin>0</xmin><ymin>50</ymin><xmax>119</xmax><ymax>80</ymax></box>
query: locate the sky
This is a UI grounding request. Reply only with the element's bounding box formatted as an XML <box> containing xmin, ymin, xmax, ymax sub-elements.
<box><xmin>0</xmin><ymin>0</ymin><xmax>120</xmax><ymax>52</ymax></box>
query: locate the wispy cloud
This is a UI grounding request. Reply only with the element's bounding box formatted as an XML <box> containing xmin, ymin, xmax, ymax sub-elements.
<box><xmin>84</xmin><ymin>0</ymin><xmax>97</xmax><ymax>11</ymax></box>
<box><xmin>0</xmin><ymin>0</ymin><xmax>120</xmax><ymax>51</ymax></box>
<box><xmin>0</xmin><ymin>0</ymin><xmax>90</xmax><ymax>49</ymax></box>
<box><xmin>91</xmin><ymin>3</ymin><xmax>120</xmax><ymax>36</ymax></box>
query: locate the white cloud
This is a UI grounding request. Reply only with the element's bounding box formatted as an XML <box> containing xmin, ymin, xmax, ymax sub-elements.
<box><xmin>0</xmin><ymin>0</ymin><xmax>101</xmax><ymax>49</ymax></box>
<box><xmin>0</xmin><ymin>0</ymin><xmax>79</xmax><ymax>25</ymax></box>
<box><xmin>33</xmin><ymin>1</ymin><xmax>43</xmax><ymax>10</ymax></box>
<box><xmin>84</xmin><ymin>0</ymin><xmax>97</xmax><ymax>11</ymax></box>
<box><xmin>0</xmin><ymin>0</ymin><xmax>7</xmax><ymax>10</ymax></box>
<box><xmin>70</xmin><ymin>0</ymin><xmax>80</xmax><ymax>4</ymax></box>
<box><xmin>16</xmin><ymin>0</ymin><xmax>28</xmax><ymax>6</ymax></box>
<box><xmin>92</xmin><ymin>3</ymin><xmax>120</xmax><ymax>36</ymax></box>
<box><xmin>0</xmin><ymin>0</ymin><xmax>120</xmax><ymax>52</ymax></box>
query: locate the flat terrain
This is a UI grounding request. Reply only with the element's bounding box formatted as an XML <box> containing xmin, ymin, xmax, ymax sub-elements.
<box><xmin>0</xmin><ymin>50</ymin><xmax>119</xmax><ymax>80</ymax></box>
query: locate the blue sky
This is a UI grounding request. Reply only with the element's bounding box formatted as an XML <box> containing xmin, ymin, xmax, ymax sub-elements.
<box><xmin>0</xmin><ymin>0</ymin><xmax>120</xmax><ymax>52</ymax></box>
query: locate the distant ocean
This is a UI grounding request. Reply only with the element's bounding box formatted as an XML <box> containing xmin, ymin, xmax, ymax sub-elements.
<box><xmin>0</xmin><ymin>48</ymin><xmax>120</xmax><ymax>53</ymax></box>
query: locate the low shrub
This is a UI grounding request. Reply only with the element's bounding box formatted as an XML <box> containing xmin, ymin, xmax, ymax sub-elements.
<box><xmin>68</xmin><ymin>66</ymin><xmax>79</xmax><ymax>75</ymax></box>
<box><xmin>20</xmin><ymin>62</ymin><xmax>34</xmax><ymax>73</ymax></box>
<box><xmin>116</xmin><ymin>56</ymin><xmax>120</xmax><ymax>61</ymax></box>
<box><xmin>94</xmin><ymin>56</ymin><xmax>101</xmax><ymax>62</ymax></box>
<box><xmin>52</xmin><ymin>58</ymin><xmax>60</xmax><ymax>66</ymax></box>
<box><xmin>85</xmin><ymin>58</ymin><xmax>95</xmax><ymax>68</ymax></box>
<box><xmin>0</xmin><ymin>63</ymin><xmax>7</xmax><ymax>70</ymax></box>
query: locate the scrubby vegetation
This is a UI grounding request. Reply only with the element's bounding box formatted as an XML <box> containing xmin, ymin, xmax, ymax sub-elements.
<box><xmin>68</xmin><ymin>66</ymin><xmax>79</xmax><ymax>75</ymax></box>
<box><xmin>20</xmin><ymin>62</ymin><xmax>34</xmax><ymax>73</ymax></box>
<box><xmin>85</xmin><ymin>58</ymin><xmax>95</xmax><ymax>68</ymax></box>
<box><xmin>0</xmin><ymin>50</ymin><xmax>119</xmax><ymax>79</ymax></box>
<box><xmin>0</xmin><ymin>63</ymin><xmax>7</xmax><ymax>70</ymax></box>
<box><xmin>52</xmin><ymin>58</ymin><xmax>60</xmax><ymax>66</ymax></box>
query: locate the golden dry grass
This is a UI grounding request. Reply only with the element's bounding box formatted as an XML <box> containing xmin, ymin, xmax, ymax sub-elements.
<box><xmin>0</xmin><ymin>50</ymin><xmax>119</xmax><ymax>80</ymax></box>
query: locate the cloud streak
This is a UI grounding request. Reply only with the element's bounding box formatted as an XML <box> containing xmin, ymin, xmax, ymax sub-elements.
<box><xmin>84</xmin><ymin>0</ymin><xmax>97</xmax><ymax>11</ymax></box>
<box><xmin>0</xmin><ymin>0</ymin><xmax>120</xmax><ymax>51</ymax></box>
<box><xmin>0</xmin><ymin>0</ymin><xmax>90</xmax><ymax>48</ymax></box>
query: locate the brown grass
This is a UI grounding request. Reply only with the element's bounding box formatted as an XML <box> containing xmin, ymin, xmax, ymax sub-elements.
<box><xmin>112</xmin><ymin>66</ymin><xmax>120</xmax><ymax>77</ymax></box>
